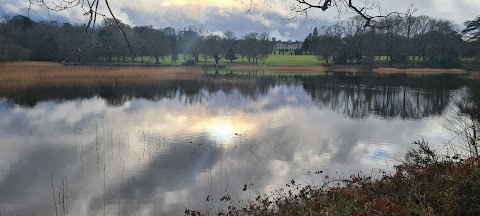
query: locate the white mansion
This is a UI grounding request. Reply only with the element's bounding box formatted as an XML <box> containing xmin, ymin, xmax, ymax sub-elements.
<box><xmin>272</xmin><ymin>40</ymin><xmax>304</xmax><ymax>51</ymax></box>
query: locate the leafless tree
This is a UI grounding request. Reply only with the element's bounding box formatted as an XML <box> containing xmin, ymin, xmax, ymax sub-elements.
<box><xmin>28</xmin><ymin>0</ymin><xmax>134</xmax><ymax>53</ymax></box>
<box><xmin>240</xmin><ymin>32</ymin><xmax>272</xmax><ymax>64</ymax></box>
<box><xmin>203</xmin><ymin>34</ymin><xmax>224</xmax><ymax>67</ymax></box>
<box><xmin>313</xmin><ymin>25</ymin><xmax>342</xmax><ymax>64</ymax></box>
<box><xmin>178</xmin><ymin>26</ymin><xmax>204</xmax><ymax>62</ymax></box>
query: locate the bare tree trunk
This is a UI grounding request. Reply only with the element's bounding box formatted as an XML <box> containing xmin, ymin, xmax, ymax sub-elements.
<box><xmin>213</xmin><ymin>54</ymin><xmax>220</xmax><ymax>67</ymax></box>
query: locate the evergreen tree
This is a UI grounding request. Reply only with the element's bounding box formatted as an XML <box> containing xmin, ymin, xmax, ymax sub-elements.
<box><xmin>302</xmin><ymin>33</ymin><xmax>312</xmax><ymax>54</ymax></box>
<box><xmin>224</xmin><ymin>48</ymin><xmax>237</xmax><ymax>62</ymax></box>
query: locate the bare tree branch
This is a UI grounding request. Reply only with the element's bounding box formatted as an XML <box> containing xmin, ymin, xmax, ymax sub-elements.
<box><xmin>25</xmin><ymin>0</ymin><xmax>410</xmax><ymax>57</ymax></box>
<box><xmin>289</xmin><ymin>0</ymin><xmax>408</xmax><ymax>28</ymax></box>
<box><xmin>103</xmin><ymin>0</ymin><xmax>134</xmax><ymax>55</ymax></box>
<box><xmin>27</xmin><ymin>0</ymin><xmax>134</xmax><ymax>55</ymax></box>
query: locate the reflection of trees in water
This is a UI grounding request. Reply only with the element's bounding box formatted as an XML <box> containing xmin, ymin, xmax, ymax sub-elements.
<box><xmin>307</xmin><ymin>85</ymin><xmax>449</xmax><ymax>119</ymax></box>
<box><xmin>301</xmin><ymin>74</ymin><xmax>461</xmax><ymax>119</ymax></box>
<box><xmin>202</xmin><ymin>73</ymin><xmax>280</xmax><ymax>100</ymax></box>
<box><xmin>1</xmin><ymin>72</ymin><xmax>476</xmax><ymax>120</ymax></box>
<box><xmin>0</xmin><ymin>75</ymin><xmax>282</xmax><ymax>107</ymax></box>
<box><xmin>458</xmin><ymin>79</ymin><xmax>480</xmax><ymax>122</ymax></box>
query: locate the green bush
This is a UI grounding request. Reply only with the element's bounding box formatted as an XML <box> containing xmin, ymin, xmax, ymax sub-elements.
<box><xmin>183</xmin><ymin>59</ymin><xmax>196</xmax><ymax>66</ymax></box>
<box><xmin>294</xmin><ymin>49</ymin><xmax>303</xmax><ymax>55</ymax></box>
<box><xmin>391</xmin><ymin>53</ymin><xmax>409</xmax><ymax>62</ymax></box>
<box><xmin>224</xmin><ymin>49</ymin><xmax>237</xmax><ymax>62</ymax></box>
<box><xmin>421</xmin><ymin>58</ymin><xmax>462</xmax><ymax>69</ymax></box>
<box><xmin>333</xmin><ymin>52</ymin><xmax>348</xmax><ymax>64</ymax></box>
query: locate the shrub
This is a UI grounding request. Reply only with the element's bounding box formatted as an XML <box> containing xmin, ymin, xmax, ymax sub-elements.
<box><xmin>294</xmin><ymin>49</ymin><xmax>303</xmax><ymax>55</ymax></box>
<box><xmin>391</xmin><ymin>53</ymin><xmax>409</xmax><ymax>62</ymax></box>
<box><xmin>333</xmin><ymin>52</ymin><xmax>348</xmax><ymax>64</ymax></box>
<box><xmin>224</xmin><ymin>49</ymin><xmax>237</xmax><ymax>62</ymax></box>
<box><xmin>183</xmin><ymin>59</ymin><xmax>196</xmax><ymax>66</ymax></box>
<box><xmin>421</xmin><ymin>58</ymin><xmax>462</xmax><ymax>69</ymax></box>
<box><xmin>365</xmin><ymin>55</ymin><xmax>375</xmax><ymax>63</ymax></box>
<box><xmin>460</xmin><ymin>172</ymin><xmax>480</xmax><ymax>215</ymax></box>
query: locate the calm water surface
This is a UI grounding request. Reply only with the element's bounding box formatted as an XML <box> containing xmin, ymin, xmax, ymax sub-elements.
<box><xmin>0</xmin><ymin>72</ymin><xmax>476</xmax><ymax>215</ymax></box>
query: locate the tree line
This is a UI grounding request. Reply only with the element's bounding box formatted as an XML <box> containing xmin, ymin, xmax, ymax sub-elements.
<box><xmin>1</xmin><ymin>14</ymin><xmax>479</xmax><ymax>68</ymax></box>
<box><xmin>302</xmin><ymin>15</ymin><xmax>480</xmax><ymax>68</ymax></box>
<box><xmin>0</xmin><ymin>15</ymin><xmax>272</xmax><ymax>65</ymax></box>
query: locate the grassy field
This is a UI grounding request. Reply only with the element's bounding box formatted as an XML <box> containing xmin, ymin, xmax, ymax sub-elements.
<box><xmin>114</xmin><ymin>53</ymin><xmax>325</xmax><ymax>66</ymax></box>
<box><xmin>258</xmin><ymin>54</ymin><xmax>323</xmax><ymax>66</ymax></box>
<box><xmin>125</xmin><ymin>54</ymin><xmax>434</xmax><ymax>66</ymax></box>
<box><xmin>111</xmin><ymin>53</ymin><xmax>478</xmax><ymax>68</ymax></box>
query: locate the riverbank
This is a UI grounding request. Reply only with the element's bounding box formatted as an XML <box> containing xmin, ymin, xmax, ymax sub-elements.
<box><xmin>63</xmin><ymin>61</ymin><xmax>473</xmax><ymax>75</ymax></box>
<box><xmin>187</xmin><ymin>149</ymin><xmax>480</xmax><ymax>215</ymax></box>
<box><xmin>226</xmin><ymin>64</ymin><xmax>470</xmax><ymax>75</ymax></box>
<box><xmin>0</xmin><ymin>61</ymin><xmax>476</xmax><ymax>90</ymax></box>
<box><xmin>0</xmin><ymin>62</ymin><xmax>203</xmax><ymax>92</ymax></box>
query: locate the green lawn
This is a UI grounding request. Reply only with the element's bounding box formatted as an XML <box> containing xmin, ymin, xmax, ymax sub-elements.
<box><xmin>261</xmin><ymin>54</ymin><xmax>324</xmax><ymax>66</ymax></box>
<box><xmin>115</xmin><ymin>53</ymin><xmax>325</xmax><ymax>66</ymax></box>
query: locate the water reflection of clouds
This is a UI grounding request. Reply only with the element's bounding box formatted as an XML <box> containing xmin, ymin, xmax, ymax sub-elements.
<box><xmin>0</xmin><ymin>85</ymin><xmax>457</xmax><ymax>215</ymax></box>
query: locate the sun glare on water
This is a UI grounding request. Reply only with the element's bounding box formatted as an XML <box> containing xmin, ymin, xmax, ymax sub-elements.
<box><xmin>210</xmin><ymin>122</ymin><xmax>235</xmax><ymax>141</ymax></box>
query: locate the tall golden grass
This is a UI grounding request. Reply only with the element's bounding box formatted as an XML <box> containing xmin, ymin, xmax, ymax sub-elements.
<box><xmin>0</xmin><ymin>61</ymin><xmax>203</xmax><ymax>92</ymax></box>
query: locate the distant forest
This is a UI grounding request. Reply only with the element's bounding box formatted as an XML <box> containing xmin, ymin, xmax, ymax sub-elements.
<box><xmin>0</xmin><ymin>14</ymin><xmax>479</xmax><ymax>68</ymax></box>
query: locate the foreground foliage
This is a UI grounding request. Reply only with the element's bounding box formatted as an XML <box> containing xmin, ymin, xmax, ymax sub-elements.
<box><xmin>187</xmin><ymin>140</ymin><xmax>480</xmax><ymax>216</ymax></box>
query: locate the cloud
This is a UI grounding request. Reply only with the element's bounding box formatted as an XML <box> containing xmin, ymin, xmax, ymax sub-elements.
<box><xmin>246</xmin><ymin>12</ymin><xmax>274</xmax><ymax>27</ymax></box>
<box><xmin>286</xmin><ymin>22</ymin><xmax>300</xmax><ymax>29</ymax></box>
<box><xmin>206</xmin><ymin>30</ymin><xmax>224</xmax><ymax>37</ymax></box>
<box><xmin>269</xmin><ymin>29</ymin><xmax>292</xmax><ymax>41</ymax></box>
<box><xmin>0</xmin><ymin>76</ymin><xmax>462</xmax><ymax>215</ymax></box>
<box><xmin>0</xmin><ymin>0</ymin><xmax>479</xmax><ymax>40</ymax></box>
<box><xmin>2</xmin><ymin>3</ymin><xmax>22</xmax><ymax>14</ymax></box>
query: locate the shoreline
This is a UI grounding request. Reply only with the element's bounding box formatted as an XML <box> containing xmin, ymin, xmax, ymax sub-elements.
<box><xmin>58</xmin><ymin>61</ymin><xmax>477</xmax><ymax>75</ymax></box>
<box><xmin>226</xmin><ymin>65</ymin><xmax>471</xmax><ymax>75</ymax></box>
<box><xmin>1</xmin><ymin>61</ymin><xmax>476</xmax><ymax>78</ymax></box>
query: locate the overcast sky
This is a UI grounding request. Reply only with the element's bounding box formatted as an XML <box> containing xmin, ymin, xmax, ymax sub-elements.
<box><xmin>1</xmin><ymin>0</ymin><xmax>479</xmax><ymax>41</ymax></box>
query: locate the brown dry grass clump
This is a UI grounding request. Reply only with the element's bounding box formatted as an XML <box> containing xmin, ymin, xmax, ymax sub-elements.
<box><xmin>0</xmin><ymin>61</ymin><xmax>202</xmax><ymax>93</ymax></box>
<box><xmin>467</xmin><ymin>71</ymin><xmax>480</xmax><ymax>79</ymax></box>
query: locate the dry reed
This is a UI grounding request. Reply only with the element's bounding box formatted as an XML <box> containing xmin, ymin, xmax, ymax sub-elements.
<box><xmin>0</xmin><ymin>62</ymin><xmax>203</xmax><ymax>93</ymax></box>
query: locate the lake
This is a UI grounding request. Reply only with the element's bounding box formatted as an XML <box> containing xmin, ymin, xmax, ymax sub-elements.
<box><xmin>0</xmin><ymin>71</ymin><xmax>477</xmax><ymax>215</ymax></box>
